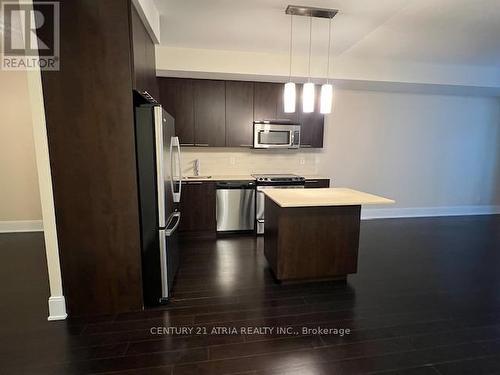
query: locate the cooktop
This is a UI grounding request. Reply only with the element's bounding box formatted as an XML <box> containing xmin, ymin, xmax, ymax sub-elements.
<box><xmin>251</xmin><ymin>174</ymin><xmax>305</xmax><ymax>183</ymax></box>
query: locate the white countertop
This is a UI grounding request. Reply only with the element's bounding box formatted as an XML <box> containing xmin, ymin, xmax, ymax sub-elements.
<box><xmin>263</xmin><ymin>188</ymin><xmax>395</xmax><ymax>208</ymax></box>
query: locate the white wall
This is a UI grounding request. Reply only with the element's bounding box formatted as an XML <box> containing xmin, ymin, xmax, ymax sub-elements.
<box><xmin>131</xmin><ymin>0</ymin><xmax>161</xmax><ymax>43</ymax></box>
<box><xmin>318</xmin><ymin>89</ymin><xmax>500</xmax><ymax>211</ymax></box>
<box><xmin>176</xmin><ymin>87</ymin><xmax>500</xmax><ymax>215</ymax></box>
<box><xmin>0</xmin><ymin>69</ymin><xmax>42</xmax><ymax>231</ymax></box>
<box><xmin>156</xmin><ymin>46</ymin><xmax>500</xmax><ymax>91</ymax></box>
<box><xmin>156</xmin><ymin>44</ymin><xmax>500</xmax><ymax>215</ymax></box>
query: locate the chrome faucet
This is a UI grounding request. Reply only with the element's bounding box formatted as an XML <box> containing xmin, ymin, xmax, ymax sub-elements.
<box><xmin>194</xmin><ymin>159</ymin><xmax>200</xmax><ymax>176</ymax></box>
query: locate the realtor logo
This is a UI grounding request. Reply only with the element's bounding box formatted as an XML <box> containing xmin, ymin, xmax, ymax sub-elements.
<box><xmin>1</xmin><ymin>1</ymin><xmax>60</xmax><ymax>70</ymax></box>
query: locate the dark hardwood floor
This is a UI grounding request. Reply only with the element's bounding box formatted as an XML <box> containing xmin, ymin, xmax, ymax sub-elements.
<box><xmin>1</xmin><ymin>215</ymin><xmax>500</xmax><ymax>374</ymax></box>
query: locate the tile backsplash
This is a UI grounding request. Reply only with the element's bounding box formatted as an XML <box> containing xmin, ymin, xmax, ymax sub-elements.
<box><xmin>180</xmin><ymin>147</ymin><xmax>322</xmax><ymax>176</ymax></box>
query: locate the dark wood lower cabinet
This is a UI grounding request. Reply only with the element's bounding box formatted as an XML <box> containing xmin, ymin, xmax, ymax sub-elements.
<box><xmin>179</xmin><ymin>182</ymin><xmax>217</xmax><ymax>238</ymax></box>
<box><xmin>304</xmin><ymin>179</ymin><xmax>330</xmax><ymax>188</ymax></box>
<box><xmin>264</xmin><ymin>198</ymin><xmax>360</xmax><ymax>281</ymax></box>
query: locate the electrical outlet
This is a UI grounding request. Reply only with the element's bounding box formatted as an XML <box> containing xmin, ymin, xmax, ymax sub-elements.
<box><xmin>230</xmin><ymin>157</ymin><xmax>236</xmax><ymax>165</ymax></box>
<box><xmin>300</xmin><ymin>158</ymin><xmax>305</xmax><ymax>165</ymax></box>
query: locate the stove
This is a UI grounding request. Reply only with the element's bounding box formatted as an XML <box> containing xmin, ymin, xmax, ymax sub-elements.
<box><xmin>252</xmin><ymin>174</ymin><xmax>305</xmax><ymax>185</ymax></box>
<box><xmin>252</xmin><ymin>174</ymin><xmax>305</xmax><ymax>234</ymax></box>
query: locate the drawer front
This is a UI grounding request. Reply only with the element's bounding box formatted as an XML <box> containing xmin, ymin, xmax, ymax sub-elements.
<box><xmin>304</xmin><ymin>179</ymin><xmax>330</xmax><ymax>188</ymax></box>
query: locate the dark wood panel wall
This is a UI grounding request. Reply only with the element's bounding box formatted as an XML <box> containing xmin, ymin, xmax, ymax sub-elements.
<box><xmin>130</xmin><ymin>5</ymin><xmax>159</xmax><ymax>99</ymax></box>
<box><xmin>36</xmin><ymin>0</ymin><xmax>158</xmax><ymax>316</ymax></box>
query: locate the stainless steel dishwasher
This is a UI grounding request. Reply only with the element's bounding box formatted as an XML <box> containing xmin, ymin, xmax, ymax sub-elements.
<box><xmin>216</xmin><ymin>181</ymin><xmax>255</xmax><ymax>232</ymax></box>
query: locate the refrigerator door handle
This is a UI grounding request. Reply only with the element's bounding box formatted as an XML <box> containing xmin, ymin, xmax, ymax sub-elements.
<box><xmin>158</xmin><ymin>229</ymin><xmax>168</xmax><ymax>300</ymax></box>
<box><xmin>169</xmin><ymin>137</ymin><xmax>175</xmax><ymax>203</ymax></box>
<box><xmin>172</xmin><ymin>136</ymin><xmax>182</xmax><ymax>203</ymax></box>
<box><xmin>154</xmin><ymin>106</ymin><xmax>166</xmax><ymax>228</ymax></box>
<box><xmin>177</xmin><ymin>138</ymin><xmax>182</xmax><ymax>202</ymax></box>
<box><xmin>165</xmin><ymin>212</ymin><xmax>181</xmax><ymax>237</ymax></box>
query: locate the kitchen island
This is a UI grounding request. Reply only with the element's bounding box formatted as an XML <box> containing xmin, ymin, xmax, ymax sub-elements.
<box><xmin>263</xmin><ymin>188</ymin><xmax>394</xmax><ymax>282</ymax></box>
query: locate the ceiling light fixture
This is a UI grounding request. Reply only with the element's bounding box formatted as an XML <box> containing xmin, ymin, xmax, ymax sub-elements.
<box><xmin>285</xmin><ymin>5</ymin><xmax>339</xmax><ymax>114</ymax></box>
<box><xmin>320</xmin><ymin>18</ymin><xmax>333</xmax><ymax>114</ymax></box>
<box><xmin>283</xmin><ymin>14</ymin><xmax>296</xmax><ymax>113</ymax></box>
<box><xmin>302</xmin><ymin>16</ymin><xmax>314</xmax><ymax>113</ymax></box>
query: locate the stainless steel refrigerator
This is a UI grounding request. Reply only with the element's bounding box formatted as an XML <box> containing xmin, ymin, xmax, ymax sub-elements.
<box><xmin>133</xmin><ymin>90</ymin><xmax>182</xmax><ymax>306</ymax></box>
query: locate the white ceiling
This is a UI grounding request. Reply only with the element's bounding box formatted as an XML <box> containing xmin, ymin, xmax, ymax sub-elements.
<box><xmin>154</xmin><ymin>0</ymin><xmax>500</xmax><ymax>67</ymax></box>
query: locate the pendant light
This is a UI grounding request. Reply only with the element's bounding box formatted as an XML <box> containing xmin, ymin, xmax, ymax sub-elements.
<box><xmin>283</xmin><ymin>14</ymin><xmax>296</xmax><ymax>113</ymax></box>
<box><xmin>320</xmin><ymin>18</ymin><xmax>333</xmax><ymax>114</ymax></box>
<box><xmin>285</xmin><ymin>5</ymin><xmax>339</xmax><ymax>113</ymax></box>
<box><xmin>303</xmin><ymin>16</ymin><xmax>315</xmax><ymax>113</ymax></box>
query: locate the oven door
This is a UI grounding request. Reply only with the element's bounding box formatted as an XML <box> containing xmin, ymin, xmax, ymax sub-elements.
<box><xmin>256</xmin><ymin>185</ymin><xmax>304</xmax><ymax>234</ymax></box>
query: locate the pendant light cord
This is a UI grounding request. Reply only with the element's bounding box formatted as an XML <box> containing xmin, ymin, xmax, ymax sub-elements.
<box><xmin>326</xmin><ymin>18</ymin><xmax>332</xmax><ymax>84</ymax></box>
<box><xmin>307</xmin><ymin>16</ymin><xmax>312</xmax><ymax>82</ymax></box>
<box><xmin>288</xmin><ymin>15</ymin><xmax>293</xmax><ymax>81</ymax></box>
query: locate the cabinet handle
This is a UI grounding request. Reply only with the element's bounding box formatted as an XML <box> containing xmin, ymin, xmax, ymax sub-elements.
<box><xmin>195</xmin><ymin>144</ymin><xmax>209</xmax><ymax>147</ymax></box>
<box><xmin>186</xmin><ymin>181</ymin><xmax>203</xmax><ymax>184</ymax></box>
<box><xmin>239</xmin><ymin>144</ymin><xmax>253</xmax><ymax>147</ymax></box>
<box><xmin>306</xmin><ymin>180</ymin><xmax>318</xmax><ymax>183</ymax></box>
<box><xmin>301</xmin><ymin>144</ymin><xmax>312</xmax><ymax>148</ymax></box>
<box><xmin>180</xmin><ymin>143</ymin><xmax>194</xmax><ymax>146</ymax></box>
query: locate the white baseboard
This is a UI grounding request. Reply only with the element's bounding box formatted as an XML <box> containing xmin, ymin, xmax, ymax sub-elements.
<box><xmin>47</xmin><ymin>296</ymin><xmax>67</xmax><ymax>321</ymax></box>
<box><xmin>0</xmin><ymin>220</ymin><xmax>43</xmax><ymax>233</ymax></box>
<box><xmin>361</xmin><ymin>205</ymin><xmax>500</xmax><ymax>220</ymax></box>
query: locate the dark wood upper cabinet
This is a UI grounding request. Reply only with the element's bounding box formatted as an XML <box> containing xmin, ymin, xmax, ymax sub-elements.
<box><xmin>158</xmin><ymin>78</ymin><xmax>325</xmax><ymax>148</ymax></box>
<box><xmin>254</xmin><ymin>82</ymin><xmax>280</xmax><ymax>121</ymax></box>
<box><xmin>193</xmin><ymin>80</ymin><xmax>226</xmax><ymax>147</ymax></box>
<box><xmin>304</xmin><ymin>179</ymin><xmax>330</xmax><ymax>188</ymax></box>
<box><xmin>130</xmin><ymin>5</ymin><xmax>158</xmax><ymax>99</ymax></box>
<box><xmin>158</xmin><ymin>78</ymin><xmax>195</xmax><ymax>145</ymax></box>
<box><xmin>254</xmin><ymin>82</ymin><xmax>298</xmax><ymax>123</ymax></box>
<box><xmin>298</xmin><ymin>84</ymin><xmax>325</xmax><ymax>148</ymax></box>
<box><xmin>226</xmin><ymin>81</ymin><xmax>254</xmax><ymax>147</ymax></box>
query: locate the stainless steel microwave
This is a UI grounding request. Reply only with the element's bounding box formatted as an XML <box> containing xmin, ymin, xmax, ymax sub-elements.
<box><xmin>253</xmin><ymin>121</ymin><xmax>301</xmax><ymax>149</ymax></box>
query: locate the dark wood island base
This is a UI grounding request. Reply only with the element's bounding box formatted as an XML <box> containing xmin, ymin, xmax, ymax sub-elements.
<box><xmin>264</xmin><ymin>197</ymin><xmax>361</xmax><ymax>282</ymax></box>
